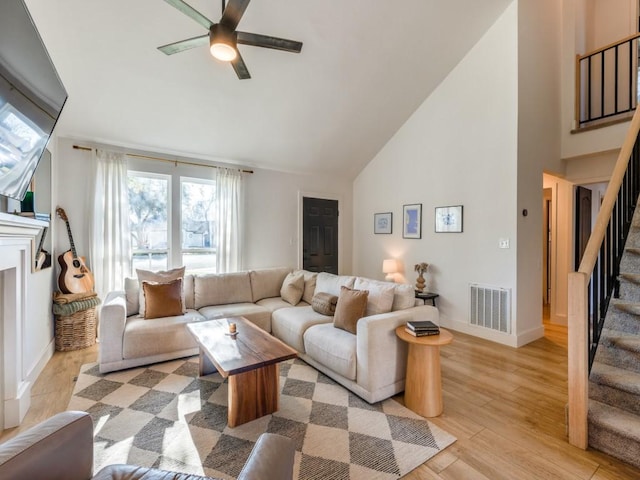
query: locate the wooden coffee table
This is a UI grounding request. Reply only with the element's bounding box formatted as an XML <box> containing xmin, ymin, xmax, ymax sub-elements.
<box><xmin>187</xmin><ymin>317</ymin><xmax>297</xmax><ymax>427</ymax></box>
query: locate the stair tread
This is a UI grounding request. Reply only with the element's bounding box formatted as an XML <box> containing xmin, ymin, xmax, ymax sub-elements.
<box><xmin>619</xmin><ymin>273</ymin><xmax>640</xmax><ymax>283</ymax></box>
<box><xmin>600</xmin><ymin>326</ymin><xmax>640</xmax><ymax>346</ymax></box>
<box><xmin>589</xmin><ymin>399</ymin><xmax>640</xmax><ymax>442</ymax></box>
<box><xmin>611</xmin><ymin>300</ymin><xmax>640</xmax><ymax>315</ymax></box>
<box><xmin>611</xmin><ymin>336</ymin><xmax>640</xmax><ymax>352</ymax></box>
<box><xmin>590</xmin><ymin>362</ymin><xmax>640</xmax><ymax>395</ymax></box>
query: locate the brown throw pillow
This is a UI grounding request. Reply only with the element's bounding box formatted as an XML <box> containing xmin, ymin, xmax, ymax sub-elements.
<box><xmin>142</xmin><ymin>278</ymin><xmax>184</xmax><ymax>319</ymax></box>
<box><xmin>333</xmin><ymin>286</ymin><xmax>369</xmax><ymax>334</ymax></box>
<box><xmin>311</xmin><ymin>292</ymin><xmax>338</xmax><ymax>315</ymax></box>
<box><xmin>137</xmin><ymin>266</ymin><xmax>186</xmax><ymax>317</ymax></box>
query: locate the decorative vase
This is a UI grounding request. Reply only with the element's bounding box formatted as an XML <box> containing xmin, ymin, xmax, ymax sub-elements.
<box><xmin>415</xmin><ymin>273</ymin><xmax>426</xmax><ymax>292</ymax></box>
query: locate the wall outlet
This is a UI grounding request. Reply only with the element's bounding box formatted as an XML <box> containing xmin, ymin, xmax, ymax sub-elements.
<box><xmin>499</xmin><ymin>238</ymin><xmax>510</xmax><ymax>249</ymax></box>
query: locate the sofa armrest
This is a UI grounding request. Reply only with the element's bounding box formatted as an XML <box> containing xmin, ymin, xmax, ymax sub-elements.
<box><xmin>356</xmin><ymin>305</ymin><xmax>439</xmax><ymax>394</ymax></box>
<box><xmin>0</xmin><ymin>411</ymin><xmax>93</xmax><ymax>480</ymax></box>
<box><xmin>98</xmin><ymin>291</ymin><xmax>128</xmax><ymax>368</ymax></box>
<box><xmin>238</xmin><ymin>433</ymin><xmax>295</xmax><ymax>480</ymax></box>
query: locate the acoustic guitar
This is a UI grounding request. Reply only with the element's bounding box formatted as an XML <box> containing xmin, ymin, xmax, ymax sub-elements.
<box><xmin>56</xmin><ymin>207</ymin><xmax>94</xmax><ymax>294</ymax></box>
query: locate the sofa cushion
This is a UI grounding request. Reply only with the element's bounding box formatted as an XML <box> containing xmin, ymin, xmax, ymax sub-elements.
<box><xmin>311</xmin><ymin>292</ymin><xmax>338</xmax><ymax>316</ymax></box>
<box><xmin>280</xmin><ymin>272</ymin><xmax>304</xmax><ymax>305</ymax></box>
<box><xmin>250</xmin><ymin>267</ymin><xmax>292</xmax><ymax>302</ymax></box>
<box><xmin>294</xmin><ymin>270</ymin><xmax>318</xmax><ymax>304</ymax></box>
<box><xmin>194</xmin><ymin>272</ymin><xmax>252</xmax><ymax>309</ymax></box>
<box><xmin>304</xmin><ymin>323</ymin><xmax>357</xmax><ymax>381</ymax></box>
<box><xmin>198</xmin><ymin>303</ymin><xmax>272</xmax><ymax>332</ymax></box>
<box><xmin>142</xmin><ymin>278</ymin><xmax>184</xmax><ymax>319</ymax></box>
<box><xmin>183</xmin><ymin>274</ymin><xmax>195</xmax><ymax>310</ymax></box>
<box><xmin>137</xmin><ymin>267</ymin><xmax>186</xmax><ymax>317</ymax></box>
<box><xmin>123</xmin><ymin>309</ymin><xmax>204</xmax><ymax>359</ymax></box>
<box><xmin>354</xmin><ymin>278</ymin><xmax>395</xmax><ymax>316</ymax></box>
<box><xmin>271</xmin><ymin>306</ymin><xmax>333</xmax><ymax>352</ymax></box>
<box><xmin>315</xmin><ymin>272</ymin><xmax>356</xmax><ymax>297</ymax></box>
<box><xmin>256</xmin><ymin>297</ymin><xmax>309</xmax><ymax>313</ymax></box>
<box><xmin>124</xmin><ymin>277</ymin><xmax>139</xmax><ymax>316</ymax></box>
<box><xmin>392</xmin><ymin>283</ymin><xmax>415</xmax><ymax>311</ymax></box>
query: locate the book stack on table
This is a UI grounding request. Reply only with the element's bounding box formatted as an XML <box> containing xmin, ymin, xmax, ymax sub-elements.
<box><xmin>405</xmin><ymin>320</ymin><xmax>440</xmax><ymax>337</ymax></box>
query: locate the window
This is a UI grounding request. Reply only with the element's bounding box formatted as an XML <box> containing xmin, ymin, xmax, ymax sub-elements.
<box><xmin>127</xmin><ymin>169</ymin><xmax>219</xmax><ymax>274</ymax></box>
<box><xmin>128</xmin><ymin>172</ymin><xmax>170</xmax><ymax>271</ymax></box>
<box><xmin>181</xmin><ymin>178</ymin><xmax>216</xmax><ymax>272</ymax></box>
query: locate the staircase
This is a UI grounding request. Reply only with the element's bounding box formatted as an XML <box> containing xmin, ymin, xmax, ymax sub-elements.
<box><xmin>588</xmin><ymin>205</ymin><xmax>640</xmax><ymax>468</ymax></box>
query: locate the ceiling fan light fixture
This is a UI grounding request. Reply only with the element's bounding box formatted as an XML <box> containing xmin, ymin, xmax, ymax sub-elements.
<box><xmin>210</xmin><ymin>24</ymin><xmax>237</xmax><ymax>61</ymax></box>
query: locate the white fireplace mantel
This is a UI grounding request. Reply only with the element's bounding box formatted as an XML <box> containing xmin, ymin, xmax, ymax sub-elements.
<box><xmin>0</xmin><ymin>211</ymin><xmax>48</xmax><ymax>428</ymax></box>
<box><xmin>0</xmin><ymin>211</ymin><xmax>48</xmax><ymax>236</ymax></box>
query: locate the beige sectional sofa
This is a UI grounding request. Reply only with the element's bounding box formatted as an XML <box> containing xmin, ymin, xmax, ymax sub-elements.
<box><xmin>99</xmin><ymin>267</ymin><xmax>439</xmax><ymax>403</ymax></box>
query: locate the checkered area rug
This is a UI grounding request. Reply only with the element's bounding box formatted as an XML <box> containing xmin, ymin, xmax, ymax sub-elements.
<box><xmin>68</xmin><ymin>357</ymin><xmax>456</xmax><ymax>479</ymax></box>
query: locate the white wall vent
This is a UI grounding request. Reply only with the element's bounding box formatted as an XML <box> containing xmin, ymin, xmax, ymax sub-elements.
<box><xmin>469</xmin><ymin>284</ymin><xmax>511</xmax><ymax>334</ymax></box>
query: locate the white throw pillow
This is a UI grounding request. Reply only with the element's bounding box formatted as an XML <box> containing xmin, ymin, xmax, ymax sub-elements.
<box><xmin>315</xmin><ymin>272</ymin><xmax>355</xmax><ymax>297</ymax></box>
<box><xmin>124</xmin><ymin>277</ymin><xmax>139</xmax><ymax>316</ymax></box>
<box><xmin>353</xmin><ymin>278</ymin><xmax>395</xmax><ymax>316</ymax></box>
<box><xmin>137</xmin><ymin>266</ymin><xmax>186</xmax><ymax>317</ymax></box>
<box><xmin>392</xmin><ymin>283</ymin><xmax>416</xmax><ymax>311</ymax></box>
<box><xmin>280</xmin><ymin>272</ymin><xmax>305</xmax><ymax>305</ymax></box>
<box><xmin>294</xmin><ymin>269</ymin><xmax>318</xmax><ymax>304</ymax></box>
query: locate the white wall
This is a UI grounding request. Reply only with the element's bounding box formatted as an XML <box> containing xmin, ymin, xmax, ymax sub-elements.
<box><xmin>18</xmin><ymin>137</ymin><xmax>58</xmax><ymax>413</ymax></box>
<box><xmin>353</xmin><ymin>4</ymin><xmax>522</xmax><ymax>345</ymax></box>
<box><xmin>516</xmin><ymin>0</ymin><xmax>562</xmax><ymax>340</ymax></box>
<box><xmin>560</xmin><ymin>0</ymin><xmax>634</xmax><ymax>159</ymax></box>
<box><xmin>564</xmin><ymin>149</ymin><xmax>618</xmax><ymax>183</ymax></box>
<box><xmin>586</xmin><ymin>0</ymin><xmax>636</xmax><ymax>50</ymax></box>
<box><xmin>53</xmin><ymin>137</ymin><xmax>353</xmax><ymax>277</ymax></box>
<box><xmin>244</xmin><ymin>169</ymin><xmax>352</xmax><ymax>273</ymax></box>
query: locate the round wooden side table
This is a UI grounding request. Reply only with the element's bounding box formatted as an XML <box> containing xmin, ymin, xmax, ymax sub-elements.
<box><xmin>395</xmin><ymin>326</ymin><xmax>453</xmax><ymax>417</ymax></box>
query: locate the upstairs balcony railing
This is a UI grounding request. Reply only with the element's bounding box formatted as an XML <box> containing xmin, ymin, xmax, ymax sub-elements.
<box><xmin>568</xmin><ymin>107</ymin><xmax>640</xmax><ymax>450</ymax></box>
<box><xmin>576</xmin><ymin>33</ymin><xmax>640</xmax><ymax>127</ymax></box>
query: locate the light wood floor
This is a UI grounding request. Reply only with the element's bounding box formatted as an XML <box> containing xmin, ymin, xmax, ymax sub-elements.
<box><xmin>2</xmin><ymin>322</ymin><xmax>640</xmax><ymax>479</ymax></box>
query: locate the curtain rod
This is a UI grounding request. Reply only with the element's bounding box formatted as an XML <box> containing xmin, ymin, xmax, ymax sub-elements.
<box><xmin>72</xmin><ymin>145</ymin><xmax>254</xmax><ymax>174</ymax></box>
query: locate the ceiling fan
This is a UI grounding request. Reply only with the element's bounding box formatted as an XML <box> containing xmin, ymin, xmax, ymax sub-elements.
<box><xmin>158</xmin><ymin>0</ymin><xmax>303</xmax><ymax>79</ymax></box>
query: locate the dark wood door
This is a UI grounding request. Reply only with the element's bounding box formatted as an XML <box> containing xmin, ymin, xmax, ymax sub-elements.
<box><xmin>303</xmin><ymin>197</ymin><xmax>338</xmax><ymax>273</ymax></box>
<box><xmin>575</xmin><ymin>186</ymin><xmax>592</xmax><ymax>269</ymax></box>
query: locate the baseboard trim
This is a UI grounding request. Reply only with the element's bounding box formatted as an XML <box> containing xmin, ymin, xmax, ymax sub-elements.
<box><xmin>441</xmin><ymin>319</ymin><xmax>544</xmax><ymax>348</ymax></box>
<box><xmin>7</xmin><ymin>339</ymin><xmax>56</xmax><ymax>428</ymax></box>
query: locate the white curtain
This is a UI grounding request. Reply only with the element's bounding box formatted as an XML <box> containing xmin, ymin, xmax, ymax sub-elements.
<box><xmin>90</xmin><ymin>149</ymin><xmax>131</xmax><ymax>298</ymax></box>
<box><xmin>216</xmin><ymin>167</ymin><xmax>243</xmax><ymax>273</ymax></box>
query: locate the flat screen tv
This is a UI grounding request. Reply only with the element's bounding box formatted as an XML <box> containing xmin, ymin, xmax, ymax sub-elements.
<box><xmin>0</xmin><ymin>0</ymin><xmax>67</xmax><ymax>201</ymax></box>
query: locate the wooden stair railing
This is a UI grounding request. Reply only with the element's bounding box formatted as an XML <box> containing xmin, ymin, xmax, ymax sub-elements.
<box><xmin>568</xmin><ymin>106</ymin><xmax>640</xmax><ymax>449</ymax></box>
<box><xmin>576</xmin><ymin>33</ymin><xmax>640</xmax><ymax>127</ymax></box>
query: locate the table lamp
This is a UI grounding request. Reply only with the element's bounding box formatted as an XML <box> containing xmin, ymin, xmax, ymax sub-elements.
<box><xmin>383</xmin><ymin>259</ymin><xmax>399</xmax><ymax>282</ymax></box>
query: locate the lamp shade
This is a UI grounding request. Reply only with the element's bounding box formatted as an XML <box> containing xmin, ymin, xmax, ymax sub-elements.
<box><xmin>383</xmin><ymin>259</ymin><xmax>399</xmax><ymax>282</ymax></box>
<box><xmin>382</xmin><ymin>259</ymin><xmax>399</xmax><ymax>273</ymax></box>
<box><xmin>209</xmin><ymin>24</ymin><xmax>238</xmax><ymax>61</ymax></box>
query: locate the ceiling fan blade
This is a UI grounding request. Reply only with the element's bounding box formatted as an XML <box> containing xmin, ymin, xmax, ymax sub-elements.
<box><xmin>220</xmin><ymin>0</ymin><xmax>250</xmax><ymax>31</ymax></box>
<box><xmin>237</xmin><ymin>31</ymin><xmax>302</xmax><ymax>53</ymax></box>
<box><xmin>163</xmin><ymin>0</ymin><xmax>213</xmax><ymax>29</ymax></box>
<box><xmin>231</xmin><ymin>51</ymin><xmax>251</xmax><ymax>79</ymax></box>
<box><xmin>158</xmin><ymin>34</ymin><xmax>209</xmax><ymax>55</ymax></box>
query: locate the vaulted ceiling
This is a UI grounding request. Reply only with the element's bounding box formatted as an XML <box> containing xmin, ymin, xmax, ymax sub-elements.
<box><xmin>25</xmin><ymin>0</ymin><xmax>512</xmax><ymax>178</ymax></box>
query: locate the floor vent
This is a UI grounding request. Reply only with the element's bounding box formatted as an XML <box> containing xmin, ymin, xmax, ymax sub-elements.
<box><xmin>469</xmin><ymin>284</ymin><xmax>511</xmax><ymax>334</ymax></box>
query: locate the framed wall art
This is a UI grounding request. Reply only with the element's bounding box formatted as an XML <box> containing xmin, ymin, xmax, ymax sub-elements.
<box><xmin>403</xmin><ymin>204</ymin><xmax>422</xmax><ymax>239</ymax></box>
<box><xmin>435</xmin><ymin>205</ymin><xmax>463</xmax><ymax>233</ymax></box>
<box><xmin>374</xmin><ymin>212</ymin><xmax>392</xmax><ymax>234</ymax></box>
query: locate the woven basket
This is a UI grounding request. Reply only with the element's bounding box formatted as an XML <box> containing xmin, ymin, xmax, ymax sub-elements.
<box><xmin>55</xmin><ymin>306</ymin><xmax>97</xmax><ymax>351</ymax></box>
